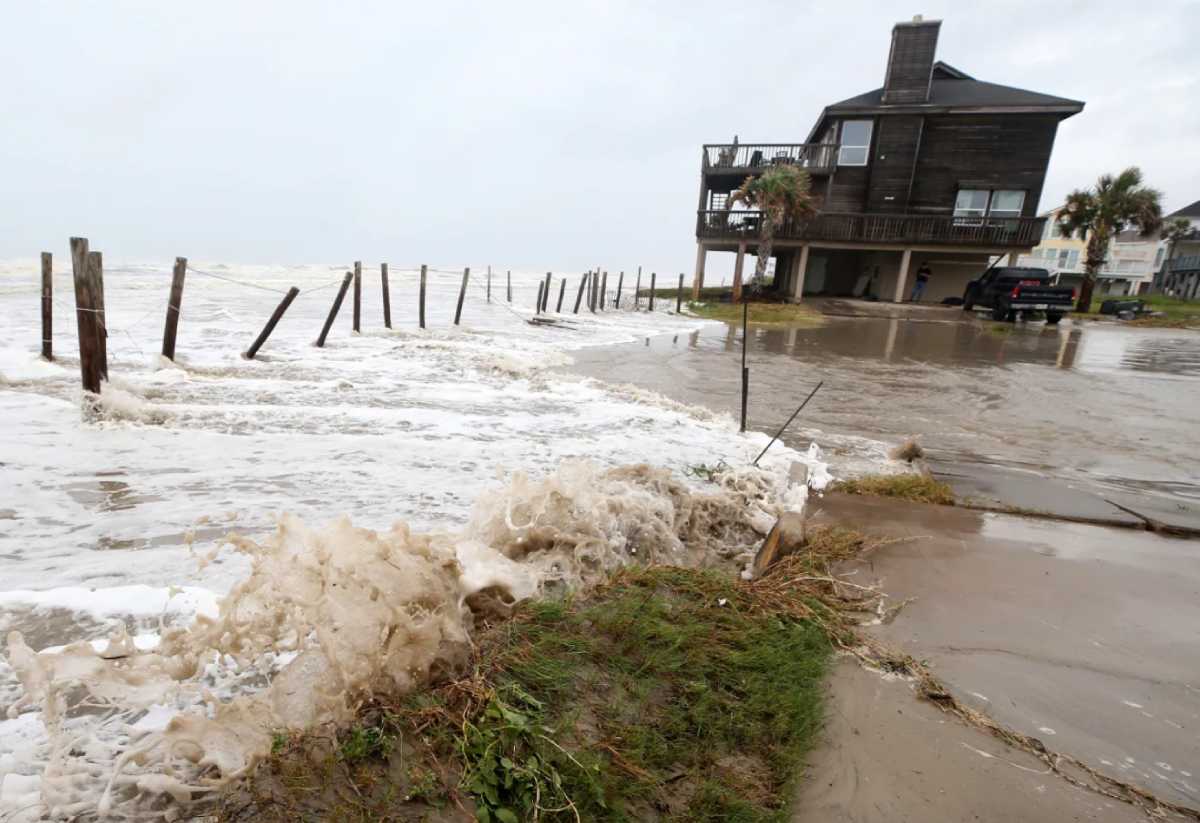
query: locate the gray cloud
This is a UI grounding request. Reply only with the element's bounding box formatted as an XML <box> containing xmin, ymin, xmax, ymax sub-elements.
<box><xmin>3</xmin><ymin>0</ymin><xmax>1198</xmax><ymax>273</ymax></box>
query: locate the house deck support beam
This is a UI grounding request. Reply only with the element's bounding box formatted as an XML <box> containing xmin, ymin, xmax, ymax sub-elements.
<box><xmin>732</xmin><ymin>242</ymin><xmax>747</xmax><ymax>304</ymax></box>
<box><xmin>791</xmin><ymin>244</ymin><xmax>810</xmax><ymax>303</ymax></box>
<box><xmin>893</xmin><ymin>248</ymin><xmax>913</xmax><ymax>303</ymax></box>
<box><xmin>692</xmin><ymin>243</ymin><xmax>707</xmax><ymax>299</ymax></box>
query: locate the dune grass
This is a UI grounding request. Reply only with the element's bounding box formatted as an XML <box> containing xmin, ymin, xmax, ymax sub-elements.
<box><xmin>223</xmin><ymin>565</ymin><xmax>833</xmax><ymax>822</ymax></box>
<box><xmin>832</xmin><ymin>473</ymin><xmax>956</xmax><ymax>506</ymax></box>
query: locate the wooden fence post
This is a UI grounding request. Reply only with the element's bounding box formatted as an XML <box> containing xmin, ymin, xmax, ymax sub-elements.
<box><xmin>506</xmin><ymin>270</ymin><xmax>512</xmax><ymax>302</ymax></box>
<box><xmin>381</xmin><ymin>263</ymin><xmax>392</xmax><ymax>328</ymax></box>
<box><xmin>556</xmin><ymin>278</ymin><xmax>566</xmax><ymax>312</ymax></box>
<box><xmin>542</xmin><ymin>272</ymin><xmax>551</xmax><ymax>312</ymax></box>
<box><xmin>574</xmin><ymin>272</ymin><xmax>588</xmax><ymax>314</ymax></box>
<box><xmin>649</xmin><ymin>272</ymin><xmax>656</xmax><ymax>311</ymax></box>
<box><xmin>40</xmin><ymin>252</ymin><xmax>52</xmax><ymax>360</ymax></box>
<box><xmin>245</xmin><ymin>287</ymin><xmax>300</xmax><ymax>359</ymax></box>
<box><xmin>677</xmin><ymin>273</ymin><xmax>684</xmax><ymax>313</ymax></box>
<box><xmin>70</xmin><ymin>239</ymin><xmax>106</xmax><ymax>394</ymax></box>
<box><xmin>419</xmin><ymin>265</ymin><xmax>427</xmax><ymax>329</ymax></box>
<box><xmin>454</xmin><ymin>267</ymin><xmax>470</xmax><ymax>325</ymax></box>
<box><xmin>317</xmin><ymin>272</ymin><xmax>354</xmax><ymax>347</ymax></box>
<box><xmin>634</xmin><ymin>267</ymin><xmax>642</xmax><ymax>310</ymax></box>
<box><xmin>161</xmin><ymin>257</ymin><xmax>187</xmax><ymax>361</ymax></box>
<box><xmin>615</xmin><ymin>271</ymin><xmax>624</xmax><ymax>310</ymax></box>
<box><xmin>535</xmin><ymin>281</ymin><xmax>544</xmax><ymax>315</ymax></box>
<box><xmin>352</xmin><ymin>261</ymin><xmax>362</xmax><ymax>332</ymax></box>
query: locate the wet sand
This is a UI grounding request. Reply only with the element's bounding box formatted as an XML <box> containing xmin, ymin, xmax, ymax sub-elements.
<box><xmin>802</xmin><ymin>493</ymin><xmax>1200</xmax><ymax>815</ymax></box>
<box><xmin>794</xmin><ymin>661</ymin><xmax>1145</xmax><ymax>823</ymax></box>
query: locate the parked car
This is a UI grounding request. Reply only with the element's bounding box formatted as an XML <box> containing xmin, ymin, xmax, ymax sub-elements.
<box><xmin>962</xmin><ymin>266</ymin><xmax>1075</xmax><ymax>323</ymax></box>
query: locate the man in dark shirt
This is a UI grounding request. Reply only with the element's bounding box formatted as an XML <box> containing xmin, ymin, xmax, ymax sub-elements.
<box><xmin>910</xmin><ymin>262</ymin><xmax>932</xmax><ymax>302</ymax></box>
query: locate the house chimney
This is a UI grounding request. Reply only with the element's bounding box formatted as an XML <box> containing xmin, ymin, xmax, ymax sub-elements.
<box><xmin>881</xmin><ymin>16</ymin><xmax>941</xmax><ymax>104</ymax></box>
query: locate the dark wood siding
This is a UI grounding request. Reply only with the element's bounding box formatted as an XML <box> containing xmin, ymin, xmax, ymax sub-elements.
<box><xmin>827</xmin><ymin>167</ymin><xmax>870</xmax><ymax>211</ymax></box>
<box><xmin>908</xmin><ymin>113</ymin><xmax>1060</xmax><ymax>217</ymax></box>
<box><xmin>824</xmin><ymin>117</ymin><xmax>875</xmax><ymax>212</ymax></box>
<box><xmin>866</xmin><ymin>115</ymin><xmax>923</xmax><ymax>213</ymax></box>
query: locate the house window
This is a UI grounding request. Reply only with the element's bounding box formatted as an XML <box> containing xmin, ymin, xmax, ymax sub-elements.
<box><xmin>1154</xmin><ymin>247</ymin><xmax>1165</xmax><ymax>268</ymax></box>
<box><xmin>989</xmin><ymin>190</ymin><xmax>1025</xmax><ymax>218</ymax></box>
<box><xmin>954</xmin><ymin>189</ymin><xmax>990</xmax><ymax>218</ymax></box>
<box><xmin>837</xmin><ymin>120</ymin><xmax>872</xmax><ymax>166</ymax></box>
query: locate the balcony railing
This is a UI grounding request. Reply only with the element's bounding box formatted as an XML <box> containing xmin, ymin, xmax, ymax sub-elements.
<box><xmin>702</xmin><ymin>143</ymin><xmax>837</xmax><ymax>173</ymax></box>
<box><xmin>1166</xmin><ymin>255</ymin><xmax>1200</xmax><ymax>273</ymax></box>
<box><xmin>697</xmin><ymin>210</ymin><xmax>1047</xmax><ymax>248</ymax></box>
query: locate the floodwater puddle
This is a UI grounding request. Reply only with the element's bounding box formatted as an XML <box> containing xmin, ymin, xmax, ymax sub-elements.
<box><xmin>570</xmin><ymin>313</ymin><xmax>1200</xmax><ymax>515</ymax></box>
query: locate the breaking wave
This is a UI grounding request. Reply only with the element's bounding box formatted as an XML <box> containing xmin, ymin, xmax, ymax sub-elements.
<box><xmin>1</xmin><ymin>455</ymin><xmax>827</xmax><ymax>820</ymax></box>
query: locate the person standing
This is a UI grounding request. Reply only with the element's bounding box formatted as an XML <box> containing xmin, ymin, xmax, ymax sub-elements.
<box><xmin>910</xmin><ymin>261</ymin><xmax>932</xmax><ymax>302</ymax></box>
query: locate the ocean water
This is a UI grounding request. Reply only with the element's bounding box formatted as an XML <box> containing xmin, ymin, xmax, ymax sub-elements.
<box><xmin>0</xmin><ymin>259</ymin><xmax>850</xmax><ymax>819</ymax></box>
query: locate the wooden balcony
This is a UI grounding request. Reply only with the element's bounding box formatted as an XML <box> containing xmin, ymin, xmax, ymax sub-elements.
<box><xmin>702</xmin><ymin>143</ymin><xmax>837</xmax><ymax>175</ymax></box>
<box><xmin>697</xmin><ymin>210</ymin><xmax>1047</xmax><ymax>249</ymax></box>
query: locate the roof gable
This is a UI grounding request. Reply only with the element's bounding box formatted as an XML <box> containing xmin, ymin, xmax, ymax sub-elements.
<box><xmin>826</xmin><ymin>77</ymin><xmax>1084</xmax><ymax>113</ymax></box>
<box><xmin>1168</xmin><ymin>199</ymin><xmax>1200</xmax><ymax>219</ymax></box>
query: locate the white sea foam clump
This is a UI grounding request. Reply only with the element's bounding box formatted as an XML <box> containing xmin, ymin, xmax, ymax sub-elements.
<box><xmin>1</xmin><ymin>456</ymin><xmax>823</xmax><ymax>821</ymax></box>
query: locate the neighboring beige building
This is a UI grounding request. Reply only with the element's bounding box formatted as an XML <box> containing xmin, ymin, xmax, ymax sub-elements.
<box><xmin>1017</xmin><ymin>206</ymin><xmax>1165</xmax><ymax>296</ymax></box>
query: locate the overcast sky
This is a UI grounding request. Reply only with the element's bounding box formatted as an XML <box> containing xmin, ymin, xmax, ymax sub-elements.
<box><xmin>4</xmin><ymin>0</ymin><xmax>1199</xmax><ymax>272</ymax></box>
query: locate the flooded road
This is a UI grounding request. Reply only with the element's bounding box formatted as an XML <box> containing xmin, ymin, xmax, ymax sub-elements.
<box><xmin>570</xmin><ymin>314</ymin><xmax>1200</xmax><ymax>510</ymax></box>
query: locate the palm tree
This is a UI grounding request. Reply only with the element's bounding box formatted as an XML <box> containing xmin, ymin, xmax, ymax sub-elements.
<box><xmin>729</xmin><ymin>165</ymin><xmax>818</xmax><ymax>300</ymax></box>
<box><xmin>1056</xmin><ymin>167</ymin><xmax>1163</xmax><ymax>312</ymax></box>
<box><xmin>1160</xmin><ymin>217</ymin><xmax>1193</xmax><ymax>295</ymax></box>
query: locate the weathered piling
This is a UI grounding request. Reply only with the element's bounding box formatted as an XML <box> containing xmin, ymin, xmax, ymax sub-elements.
<box><xmin>40</xmin><ymin>252</ymin><xmax>52</xmax><ymax>360</ymax></box>
<box><xmin>740</xmin><ymin>301</ymin><xmax>749</xmax><ymax>432</ymax></box>
<box><xmin>245</xmin><ymin>286</ymin><xmax>300</xmax><ymax>359</ymax></box>
<box><xmin>454</xmin><ymin>267</ymin><xmax>470</xmax><ymax>325</ymax></box>
<box><xmin>70</xmin><ymin>238</ymin><xmax>107</xmax><ymax>393</ymax></box>
<box><xmin>381</xmin><ymin>263</ymin><xmax>392</xmax><ymax>328</ymax></box>
<box><xmin>615</xmin><ymin>271</ymin><xmax>624</xmax><ymax>310</ymax></box>
<box><xmin>556</xmin><ymin>278</ymin><xmax>566</xmax><ymax>312</ymax></box>
<box><xmin>677</xmin><ymin>273</ymin><xmax>684</xmax><ymax>313</ymax></box>
<box><xmin>352</xmin><ymin>261</ymin><xmax>362</xmax><ymax>332</ymax></box>
<box><xmin>487</xmin><ymin>265</ymin><xmax>492</xmax><ymax>303</ymax></box>
<box><xmin>317</xmin><ymin>272</ymin><xmax>354</xmax><ymax>347</ymax></box>
<box><xmin>648</xmin><ymin>272</ymin><xmax>657</xmax><ymax>311</ymax></box>
<box><xmin>574</xmin><ymin>272</ymin><xmax>588</xmax><ymax>314</ymax></box>
<box><xmin>506</xmin><ymin>270</ymin><xmax>512</xmax><ymax>302</ymax></box>
<box><xmin>535</xmin><ymin>281</ymin><xmax>544</xmax><ymax>315</ymax></box>
<box><xmin>589</xmin><ymin>270</ymin><xmax>598</xmax><ymax>313</ymax></box>
<box><xmin>542</xmin><ymin>273</ymin><xmax>552</xmax><ymax>312</ymax></box>
<box><xmin>161</xmin><ymin>257</ymin><xmax>187</xmax><ymax>361</ymax></box>
<box><xmin>419</xmin><ymin>265</ymin><xmax>427</xmax><ymax>329</ymax></box>
<box><xmin>600</xmin><ymin>271</ymin><xmax>608</xmax><ymax>311</ymax></box>
<box><xmin>634</xmin><ymin>268</ymin><xmax>642</xmax><ymax>310</ymax></box>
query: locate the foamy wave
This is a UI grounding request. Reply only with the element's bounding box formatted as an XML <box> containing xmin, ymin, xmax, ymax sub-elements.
<box><xmin>95</xmin><ymin>383</ymin><xmax>172</xmax><ymax>425</ymax></box>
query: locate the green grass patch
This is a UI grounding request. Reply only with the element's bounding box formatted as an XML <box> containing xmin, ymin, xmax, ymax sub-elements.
<box><xmin>686</xmin><ymin>301</ymin><xmax>825</xmax><ymax>327</ymax></box>
<box><xmin>832</xmin><ymin>473</ymin><xmax>956</xmax><ymax>506</ymax></box>
<box><xmin>638</xmin><ymin>285</ymin><xmax>733</xmax><ymax>301</ymax></box>
<box><xmin>1087</xmin><ymin>294</ymin><xmax>1200</xmax><ymax>328</ymax></box>
<box><xmin>222</xmin><ymin>566</ymin><xmax>833</xmax><ymax>822</ymax></box>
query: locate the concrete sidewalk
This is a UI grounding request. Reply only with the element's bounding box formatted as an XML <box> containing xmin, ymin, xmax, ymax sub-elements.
<box><xmin>793</xmin><ymin>493</ymin><xmax>1200</xmax><ymax>820</ymax></box>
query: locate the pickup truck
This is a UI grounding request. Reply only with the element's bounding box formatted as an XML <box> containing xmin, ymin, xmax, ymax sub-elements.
<box><xmin>962</xmin><ymin>266</ymin><xmax>1075</xmax><ymax>324</ymax></box>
